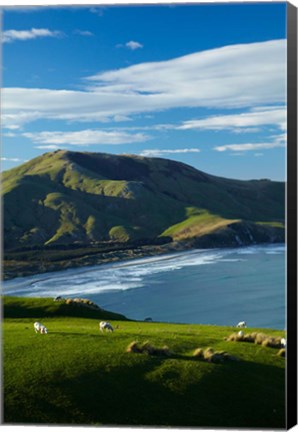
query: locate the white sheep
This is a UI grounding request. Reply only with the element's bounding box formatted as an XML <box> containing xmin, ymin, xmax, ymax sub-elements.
<box><xmin>236</xmin><ymin>321</ymin><xmax>247</xmax><ymax>328</ymax></box>
<box><xmin>281</xmin><ymin>338</ymin><xmax>286</xmax><ymax>347</ymax></box>
<box><xmin>99</xmin><ymin>321</ymin><xmax>114</xmax><ymax>332</ymax></box>
<box><xmin>238</xmin><ymin>330</ymin><xmax>244</xmax><ymax>337</ymax></box>
<box><xmin>34</xmin><ymin>321</ymin><xmax>48</xmax><ymax>334</ymax></box>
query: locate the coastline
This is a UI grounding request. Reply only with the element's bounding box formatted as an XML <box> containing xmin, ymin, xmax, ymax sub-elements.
<box><xmin>3</xmin><ymin>225</ymin><xmax>284</xmax><ymax>281</ymax></box>
<box><xmin>3</xmin><ymin>240</ymin><xmax>194</xmax><ymax>281</ymax></box>
<box><xmin>3</xmin><ymin>243</ymin><xmax>285</xmax><ymax>330</ymax></box>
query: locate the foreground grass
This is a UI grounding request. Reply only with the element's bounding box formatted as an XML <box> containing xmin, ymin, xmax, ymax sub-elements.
<box><xmin>3</xmin><ymin>297</ymin><xmax>285</xmax><ymax>428</ymax></box>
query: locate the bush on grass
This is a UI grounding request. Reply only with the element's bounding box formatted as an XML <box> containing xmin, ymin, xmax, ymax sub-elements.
<box><xmin>226</xmin><ymin>332</ymin><xmax>285</xmax><ymax>350</ymax></box>
<box><xmin>126</xmin><ymin>340</ymin><xmax>172</xmax><ymax>357</ymax></box>
<box><xmin>193</xmin><ymin>347</ymin><xmax>238</xmax><ymax>363</ymax></box>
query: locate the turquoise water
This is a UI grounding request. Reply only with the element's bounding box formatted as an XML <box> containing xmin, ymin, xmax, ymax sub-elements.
<box><xmin>3</xmin><ymin>244</ymin><xmax>286</xmax><ymax>329</ymax></box>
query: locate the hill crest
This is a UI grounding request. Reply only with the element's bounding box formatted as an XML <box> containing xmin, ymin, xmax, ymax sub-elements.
<box><xmin>3</xmin><ymin>150</ymin><xmax>285</xmax><ymax>251</ymax></box>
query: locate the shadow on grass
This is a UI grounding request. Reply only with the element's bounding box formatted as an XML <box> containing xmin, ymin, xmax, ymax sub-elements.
<box><xmin>4</xmin><ymin>354</ymin><xmax>285</xmax><ymax>428</ymax></box>
<box><xmin>47</xmin><ymin>332</ymin><xmax>100</xmax><ymax>337</ymax></box>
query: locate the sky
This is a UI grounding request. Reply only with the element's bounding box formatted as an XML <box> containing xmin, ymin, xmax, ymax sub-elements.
<box><xmin>1</xmin><ymin>2</ymin><xmax>287</xmax><ymax>180</ymax></box>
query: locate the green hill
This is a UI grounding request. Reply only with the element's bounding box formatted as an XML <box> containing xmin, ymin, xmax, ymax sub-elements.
<box><xmin>2</xmin><ymin>150</ymin><xmax>285</xmax><ymax>249</ymax></box>
<box><xmin>2</xmin><ymin>150</ymin><xmax>285</xmax><ymax>278</ymax></box>
<box><xmin>3</xmin><ymin>296</ymin><xmax>285</xmax><ymax>427</ymax></box>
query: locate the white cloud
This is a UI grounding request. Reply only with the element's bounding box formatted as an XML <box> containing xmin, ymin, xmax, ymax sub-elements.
<box><xmin>34</xmin><ymin>145</ymin><xmax>61</xmax><ymax>150</ymax></box>
<box><xmin>89</xmin><ymin>7</ymin><xmax>104</xmax><ymax>17</ymax></box>
<box><xmin>125</xmin><ymin>41</ymin><xmax>143</xmax><ymax>50</ymax></box>
<box><xmin>2</xmin><ymin>132</ymin><xmax>17</xmax><ymax>137</ymax></box>
<box><xmin>179</xmin><ymin>106</ymin><xmax>286</xmax><ymax>132</ymax></box>
<box><xmin>1</xmin><ymin>157</ymin><xmax>26</xmax><ymax>162</ymax></box>
<box><xmin>140</xmin><ymin>148</ymin><xmax>200</xmax><ymax>157</ymax></box>
<box><xmin>23</xmin><ymin>129</ymin><xmax>150</xmax><ymax>146</ymax></box>
<box><xmin>1</xmin><ymin>28</ymin><xmax>63</xmax><ymax>43</ymax></box>
<box><xmin>214</xmin><ymin>134</ymin><xmax>286</xmax><ymax>152</ymax></box>
<box><xmin>116</xmin><ymin>40</ymin><xmax>143</xmax><ymax>50</ymax></box>
<box><xmin>74</xmin><ymin>30</ymin><xmax>94</xmax><ymax>37</ymax></box>
<box><xmin>2</xmin><ymin>39</ymin><xmax>286</xmax><ymax>129</ymax></box>
<box><xmin>88</xmin><ymin>39</ymin><xmax>286</xmax><ymax>108</ymax></box>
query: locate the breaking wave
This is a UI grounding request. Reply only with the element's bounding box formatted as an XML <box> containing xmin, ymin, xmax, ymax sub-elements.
<box><xmin>3</xmin><ymin>244</ymin><xmax>285</xmax><ymax>300</ymax></box>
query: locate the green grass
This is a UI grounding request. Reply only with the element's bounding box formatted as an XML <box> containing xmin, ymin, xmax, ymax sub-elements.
<box><xmin>3</xmin><ymin>296</ymin><xmax>285</xmax><ymax>428</ymax></box>
<box><xmin>161</xmin><ymin>209</ymin><xmax>239</xmax><ymax>240</ymax></box>
<box><xmin>3</xmin><ymin>296</ymin><xmax>128</xmax><ymax>321</ymax></box>
<box><xmin>109</xmin><ymin>225</ymin><xmax>132</xmax><ymax>241</ymax></box>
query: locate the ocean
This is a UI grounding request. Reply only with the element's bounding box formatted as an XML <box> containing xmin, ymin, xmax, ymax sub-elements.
<box><xmin>3</xmin><ymin>244</ymin><xmax>286</xmax><ymax>329</ymax></box>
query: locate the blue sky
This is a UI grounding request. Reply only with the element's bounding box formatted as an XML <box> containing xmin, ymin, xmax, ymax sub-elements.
<box><xmin>1</xmin><ymin>3</ymin><xmax>287</xmax><ymax>180</ymax></box>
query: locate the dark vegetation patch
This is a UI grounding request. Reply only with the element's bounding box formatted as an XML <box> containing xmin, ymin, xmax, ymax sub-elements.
<box><xmin>66</xmin><ymin>151</ymin><xmax>150</xmax><ymax>181</ymax></box>
<box><xmin>3</xmin><ymin>296</ymin><xmax>128</xmax><ymax>321</ymax></box>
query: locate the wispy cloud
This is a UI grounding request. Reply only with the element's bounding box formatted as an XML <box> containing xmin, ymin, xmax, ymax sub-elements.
<box><xmin>125</xmin><ymin>41</ymin><xmax>143</xmax><ymax>50</ymax></box>
<box><xmin>34</xmin><ymin>145</ymin><xmax>61</xmax><ymax>150</ymax></box>
<box><xmin>2</xmin><ymin>132</ymin><xmax>17</xmax><ymax>137</ymax></box>
<box><xmin>1</xmin><ymin>28</ymin><xmax>63</xmax><ymax>43</ymax></box>
<box><xmin>140</xmin><ymin>148</ymin><xmax>200</xmax><ymax>157</ymax></box>
<box><xmin>214</xmin><ymin>134</ymin><xmax>286</xmax><ymax>152</ymax></box>
<box><xmin>23</xmin><ymin>129</ymin><xmax>151</xmax><ymax>146</ymax></box>
<box><xmin>179</xmin><ymin>106</ymin><xmax>286</xmax><ymax>133</ymax></box>
<box><xmin>74</xmin><ymin>30</ymin><xmax>94</xmax><ymax>37</ymax></box>
<box><xmin>1</xmin><ymin>157</ymin><xmax>27</xmax><ymax>162</ymax></box>
<box><xmin>89</xmin><ymin>7</ymin><xmax>104</xmax><ymax>17</ymax></box>
<box><xmin>116</xmin><ymin>40</ymin><xmax>143</xmax><ymax>50</ymax></box>
<box><xmin>88</xmin><ymin>39</ymin><xmax>286</xmax><ymax>108</ymax></box>
<box><xmin>2</xmin><ymin>40</ymin><xmax>286</xmax><ymax>129</ymax></box>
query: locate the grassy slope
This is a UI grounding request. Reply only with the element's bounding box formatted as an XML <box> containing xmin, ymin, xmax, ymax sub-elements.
<box><xmin>3</xmin><ymin>297</ymin><xmax>285</xmax><ymax>428</ymax></box>
<box><xmin>161</xmin><ymin>208</ymin><xmax>240</xmax><ymax>240</ymax></box>
<box><xmin>3</xmin><ymin>150</ymin><xmax>285</xmax><ymax>249</ymax></box>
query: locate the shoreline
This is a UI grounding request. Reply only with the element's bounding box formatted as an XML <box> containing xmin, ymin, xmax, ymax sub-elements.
<box><xmin>3</xmin><ymin>244</ymin><xmax>285</xmax><ymax>331</ymax></box>
<box><xmin>3</xmin><ymin>241</ymin><xmax>193</xmax><ymax>281</ymax></box>
<box><xmin>3</xmin><ymin>237</ymin><xmax>285</xmax><ymax>282</ymax></box>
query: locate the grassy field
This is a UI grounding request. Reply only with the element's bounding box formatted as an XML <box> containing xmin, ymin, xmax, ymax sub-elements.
<box><xmin>3</xmin><ymin>296</ymin><xmax>285</xmax><ymax>428</ymax></box>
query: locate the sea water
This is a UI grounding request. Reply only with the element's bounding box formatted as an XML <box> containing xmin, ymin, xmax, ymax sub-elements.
<box><xmin>3</xmin><ymin>244</ymin><xmax>286</xmax><ymax>329</ymax></box>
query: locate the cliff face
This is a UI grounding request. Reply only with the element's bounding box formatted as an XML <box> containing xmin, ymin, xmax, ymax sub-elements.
<box><xmin>3</xmin><ymin>150</ymin><xmax>285</xmax><ymax>250</ymax></box>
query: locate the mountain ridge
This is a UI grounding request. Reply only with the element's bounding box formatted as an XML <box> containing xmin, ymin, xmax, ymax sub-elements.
<box><xmin>3</xmin><ymin>149</ymin><xmax>285</xmax><ymax>251</ymax></box>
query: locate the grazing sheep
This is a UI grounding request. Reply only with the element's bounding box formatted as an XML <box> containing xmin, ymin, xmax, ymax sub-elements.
<box><xmin>34</xmin><ymin>322</ymin><xmax>48</xmax><ymax>334</ymax></box>
<box><xmin>236</xmin><ymin>321</ymin><xmax>247</xmax><ymax>328</ymax></box>
<box><xmin>281</xmin><ymin>338</ymin><xmax>287</xmax><ymax>347</ymax></box>
<box><xmin>99</xmin><ymin>321</ymin><xmax>114</xmax><ymax>332</ymax></box>
<box><xmin>238</xmin><ymin>330</ymin><xmax>244</xmax><ymax>337</ymax></box>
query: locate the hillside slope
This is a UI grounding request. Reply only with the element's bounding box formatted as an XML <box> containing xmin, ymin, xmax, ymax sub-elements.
<box><xmin>3</xmin><ymin>150</ymin><xmax>285</xmax><ymax>250</ymax></box>
<box><xmin>3</xmin><ymin>296</ymin><xmax>285</xmax><ymax>428</ymax></box>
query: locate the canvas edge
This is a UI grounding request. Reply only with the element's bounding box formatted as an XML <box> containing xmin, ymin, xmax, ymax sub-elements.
<box><xmin>287</xmin><ymin>1</ymin><xmax>298</xmax><ymax>430</ymax></box>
